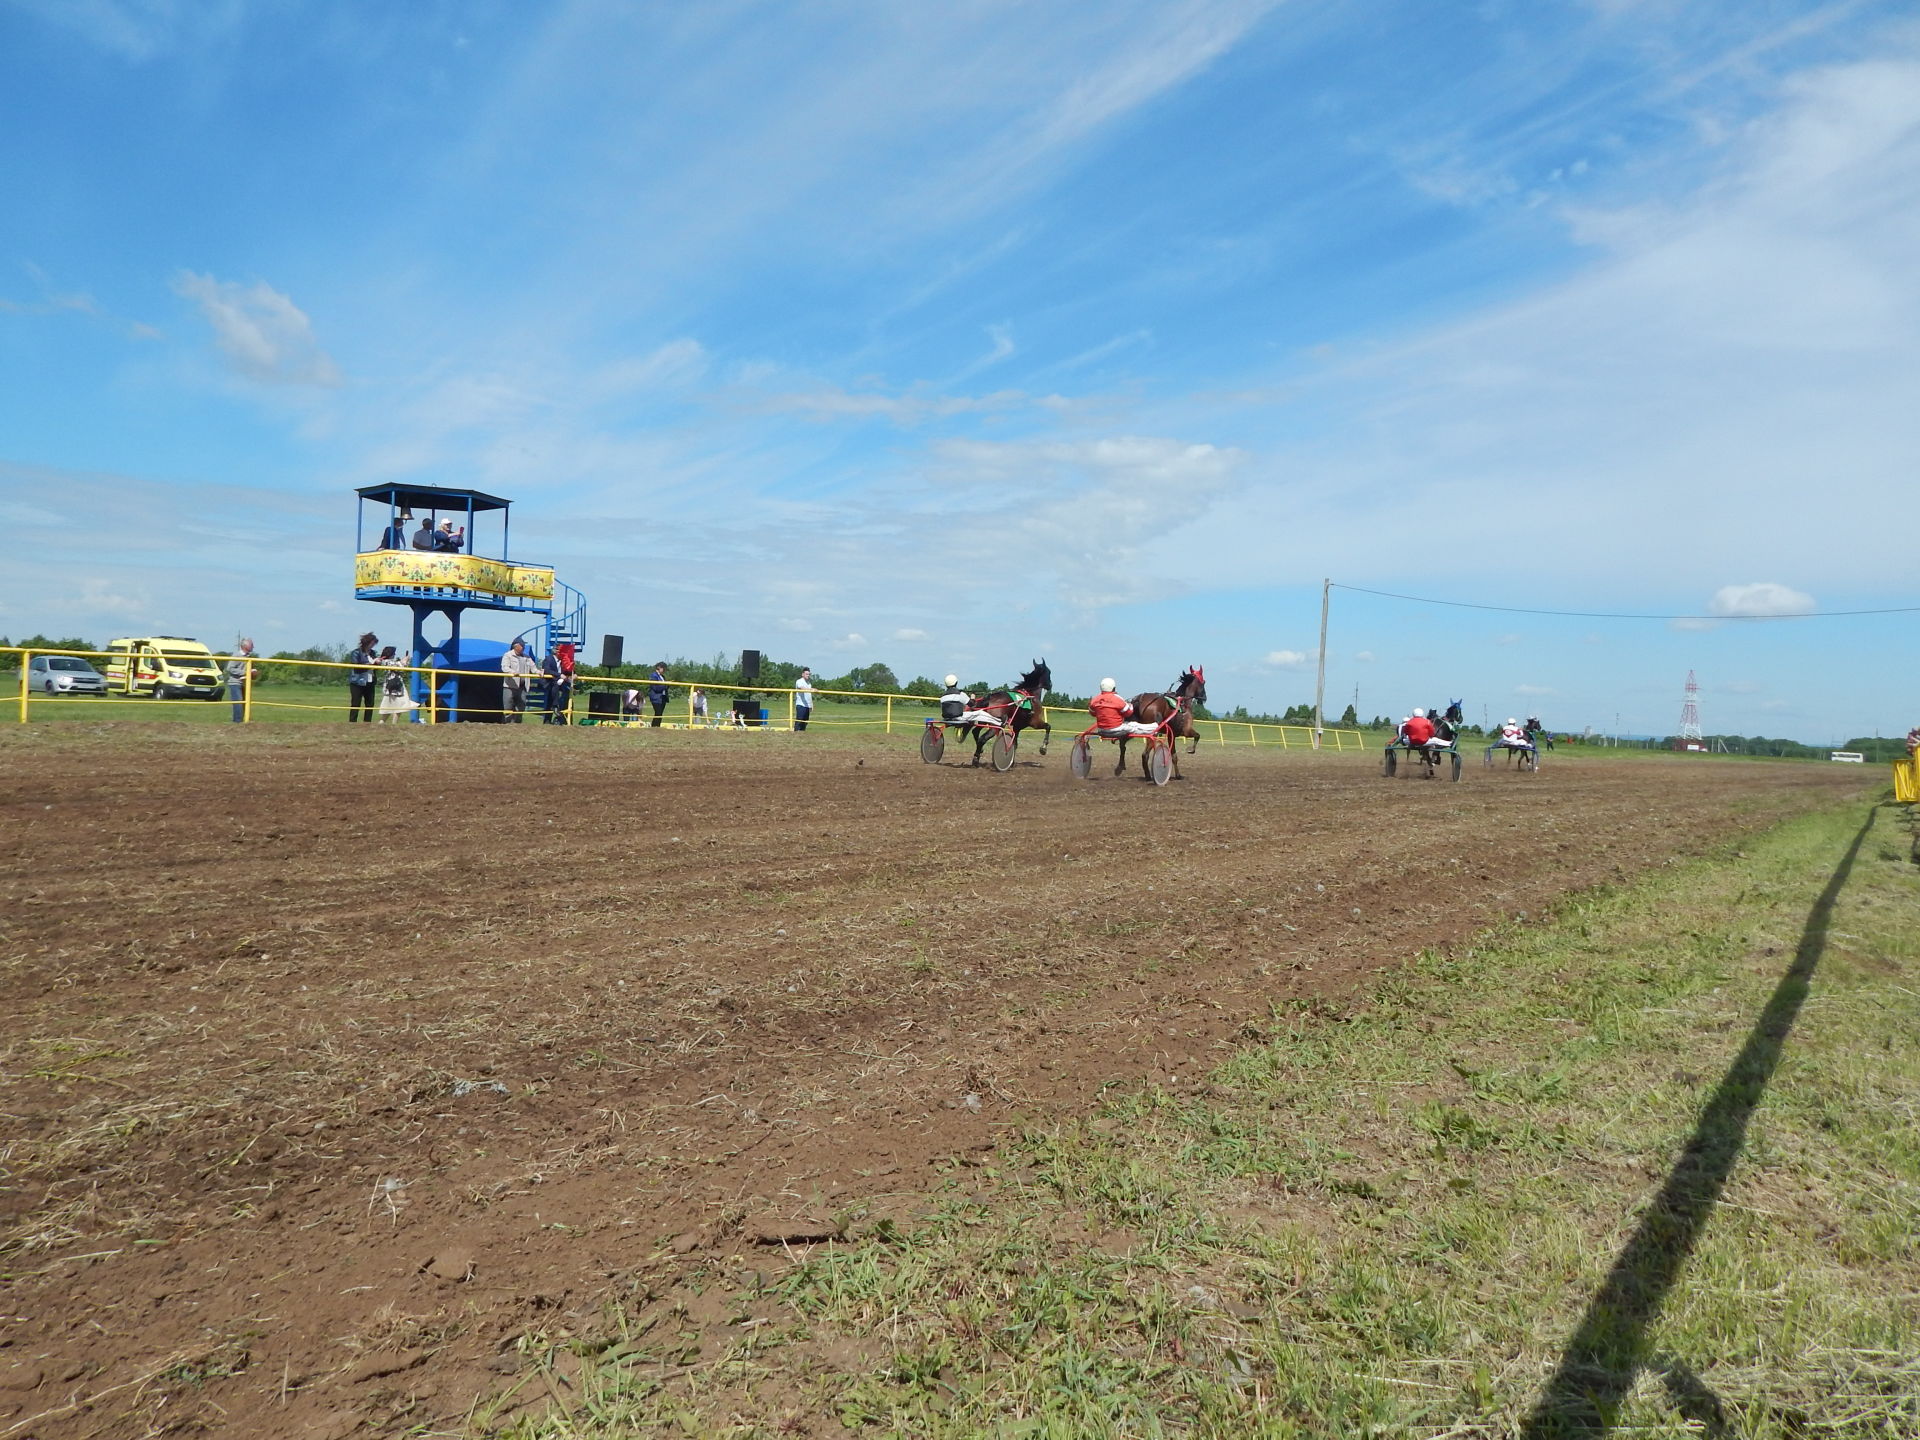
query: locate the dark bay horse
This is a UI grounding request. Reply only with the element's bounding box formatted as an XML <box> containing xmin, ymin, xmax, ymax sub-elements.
<box><xmin>961</xmin><ymin>659</ymin><xmax>1053</xmax><ymax>766</ymax></box>
<box><xmin>1116</xmin><ymin>665</ymin><xmax>1206</xmax><ymax>780</ymax></box>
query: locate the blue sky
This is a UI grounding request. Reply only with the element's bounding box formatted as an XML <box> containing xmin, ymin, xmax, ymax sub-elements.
<box><xmin>2</xmin><ymin>0</ymin><xmax>1916</xmax><ymax>742</ymax></box>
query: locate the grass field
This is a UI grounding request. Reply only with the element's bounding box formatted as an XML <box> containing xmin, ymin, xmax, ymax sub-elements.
<box><xmin>483</xmin><ymin>798</ymin><xmax>1920</xmax><ymax>1438</ymax></box>
<box><xmin>11</xmin><ymin>680</ymin><xmax>1375</xmax><ymax>748</ymax></box>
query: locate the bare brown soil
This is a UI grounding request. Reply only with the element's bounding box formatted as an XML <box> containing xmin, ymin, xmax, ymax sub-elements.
<box><xmin>0</xmin><ymin>726</ymin><xmax>1871</xmax><ymax>1437</ymax></box>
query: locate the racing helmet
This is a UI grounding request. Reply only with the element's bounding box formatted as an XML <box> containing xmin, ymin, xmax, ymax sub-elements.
<box><xmin>944</xmin><ymin>674</ymin><xmax>959</xmax><ymax>688</ymax></box>
<box><xmin>1506</xmin><ymin>717</ymin><xmax>1518</xmax><ymax>726</ymax></box>
<box><xmin>1412</xmin><ymin>707</ymin><xmax>1425</xmax><ymax>717</ymax></box>
<box><xmin>1100</xmin><ymin>678</ymin><xmax>1117</xmax><ymax>693</ymax></box>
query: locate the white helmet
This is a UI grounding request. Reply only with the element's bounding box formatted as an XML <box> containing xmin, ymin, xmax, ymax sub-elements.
<box><xmin>944</xmin><ymin>674</ymin><xmax>958</xmax><ymax>688</ymax></box>
<box><xmin>1100</xmin><ymin>678</ymin><xmax>1117</xmax><ymax>693</ymax></box>
<box><xmin>1507</xmin><ymin>717</ymin><xmax>1518</xmax><ymax>726</ymax></box>
<box><xmin>1412</xmin><ymin>707</ymin><xmax>1425</xmax><ymax>718</ymax></box>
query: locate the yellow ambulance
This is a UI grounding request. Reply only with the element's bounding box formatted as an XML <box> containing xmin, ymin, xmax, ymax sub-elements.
<box><xmin>103</xmin><ymin>636</ymin><xmax>226</xmax><ymax>700</ymax></box>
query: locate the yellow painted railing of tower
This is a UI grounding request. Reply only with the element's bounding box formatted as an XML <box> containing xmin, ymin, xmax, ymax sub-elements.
<box><xmin>354</xmin><ymin>551</ymin><xmax>555</xmax><ymax>601</ymax></box>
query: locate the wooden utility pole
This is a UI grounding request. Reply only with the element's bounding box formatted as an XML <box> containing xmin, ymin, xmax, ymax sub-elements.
<box><xmin>1312</xmin><ymin>578</ymin><xmax>1329</xmax><ymax>750</ymax></box>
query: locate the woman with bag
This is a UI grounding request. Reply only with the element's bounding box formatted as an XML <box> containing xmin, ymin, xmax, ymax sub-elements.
<box><xmin>376</xmin><ymin>646</ymin><xmax>417</xmax><ymax>724</ymax></box>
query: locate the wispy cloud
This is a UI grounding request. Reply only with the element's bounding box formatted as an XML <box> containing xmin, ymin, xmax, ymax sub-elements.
<box><xmin>173</xmin><ymin>273</ymin><xmax>342</xmax><ymax>388</ymax></box>
<box><xmin>1708</xmin><ymin>581</ymin><xmax>1815</xmax><ymax>617</ymax></box>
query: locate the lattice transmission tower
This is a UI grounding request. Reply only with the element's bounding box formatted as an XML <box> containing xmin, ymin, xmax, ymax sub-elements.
<box><xmin>1678</xmin><ymin>669</ymin><xmax>1704</xmax><ymax>744</ymax></box>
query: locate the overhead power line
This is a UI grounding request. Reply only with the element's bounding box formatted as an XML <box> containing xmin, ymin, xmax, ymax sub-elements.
<box><xmin>1329</xmin><ymin>583</ymin><xmax>1920</xmax><ymax>622</ymax></box>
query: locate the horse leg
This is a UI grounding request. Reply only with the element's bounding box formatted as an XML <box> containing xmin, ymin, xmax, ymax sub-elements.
<box><xmin>1036</xmin><ymin>719</ymin><xmax>1050</xmax><ymax>756</ymax></box>
<box><xmin>1113</xmin><ymin>737</ymin><xmax>1128</xmax><ymax>776</ymax></box>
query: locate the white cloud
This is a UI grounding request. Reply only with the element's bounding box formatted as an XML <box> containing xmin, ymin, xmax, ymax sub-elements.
<box><xmin>776</xmin><ymin>617</ymin><xmax>813</xmax><ymax>632</ymax></box>
<box><xmin>1265</xmin><ymin>649</ymin><xmax>1311</xmax><ymax>667</ymax></box>
<box><xmin>893</xmin><ymin>628</ymin><xmax>929</xmax><ymax>641</ymax></box>
<box><xmin>759</xmin><ymin>385</ymin><xmax>1031</xmax><ymax>424</ymax></box>
<box><xmin>173</xmin><ymin>272</ymin><xmax>341</xmax><ymax>387</ymax></box>
<box><xmin>1353</xmin><ymin>650</ymin><xmax>1375</xmax><ymax>662</ymax></box>
<box><xmin>1173</xmin><ymin>50</ymin><xmax>1920</xmax><ymax>595</ymax></box>
<box><xmin>8</xmin><ymin>0</ymin><xmax>247</xmax><ymax>62</ymax></box>
<box><xmin>1514</xmin><ymin>683</ymin><xmax>1558</xmax><ymax>697</ymax></box>
<box><xmin>1707</xmin><ymin>581</ymin><xmax>1815</xmax><ymax>617</ymax></box>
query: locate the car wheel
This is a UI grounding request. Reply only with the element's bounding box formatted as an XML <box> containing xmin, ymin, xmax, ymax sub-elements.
<box><xmin>44</xmin><ymin>680</ymin><xmax>56</xmax><ymax>694</ymax></box>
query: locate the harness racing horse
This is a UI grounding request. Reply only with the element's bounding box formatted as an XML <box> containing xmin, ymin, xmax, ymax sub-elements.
<box><xmin>1524</xmin><ymin>716</ymin><xmax>1555</xmax><ymax>751</ymax></box>
<box><xmin>959</xmin><ymin>659</ymin><xmax>1054</xmax><ymax>767</ymax></box>
<box><xmin>1116</xmin><ymin>666</ymin><xmax>1206</xmax><ymax>780</ymax></box>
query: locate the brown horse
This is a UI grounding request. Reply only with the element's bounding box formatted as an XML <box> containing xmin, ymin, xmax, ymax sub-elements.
<box><xmin>960</xmin><ymin>659</ymin><xmax>1054</xmax><ymax>766</ymax></box>
<box><xmin>1115</xmin><ymin>666</ymin><xmax>1206</xmax><ymax>779</ymax></box>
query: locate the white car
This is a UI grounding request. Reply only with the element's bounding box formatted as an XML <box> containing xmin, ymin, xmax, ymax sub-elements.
<box><xmin>28</xmin><ymin>655</ymin><xmax>109</xmax><ymax>695</ymax></box>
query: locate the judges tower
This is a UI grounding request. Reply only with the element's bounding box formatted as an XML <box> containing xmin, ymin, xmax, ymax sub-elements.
<box><xmin>354</xmin><ymin>484</ymin><xmax>586</xmax><ymax>719</ymax></box>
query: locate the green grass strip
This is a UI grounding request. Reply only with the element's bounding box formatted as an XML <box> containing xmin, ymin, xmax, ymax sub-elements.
<box><xmin>479</xmin><ymin>800</ymin><xmax>1920</xmax><ymax>1438</ymax></box>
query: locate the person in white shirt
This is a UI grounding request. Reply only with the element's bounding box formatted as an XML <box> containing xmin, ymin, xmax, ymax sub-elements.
<box><xmin>793</xmin><ymin>667</ymin><xmax>814</xmax><ymax>732</ymax></box>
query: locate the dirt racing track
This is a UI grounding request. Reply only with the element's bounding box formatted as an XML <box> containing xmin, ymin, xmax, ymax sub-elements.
<box><xmin>0</xmin><ymin>727</ymin><xmax>1870</xmax><ymax>1438</ymax></box>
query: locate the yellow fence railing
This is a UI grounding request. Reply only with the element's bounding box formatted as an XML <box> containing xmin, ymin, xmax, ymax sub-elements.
<box><xmin>1</xmin><ymin>646</ymin><xmax>1368</xmax><ymax>748</ymax></box>
<box><xmin>1894</xmin><ymin>755</ymin><xmax>1918</xmax><ymax>804</ymax></box>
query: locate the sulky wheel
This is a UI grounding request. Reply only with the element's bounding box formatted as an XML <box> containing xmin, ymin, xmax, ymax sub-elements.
<box><xmin>1449</xmin><ymin>750</ymin><xmax>1463</xmax><ymax>782</ymax></box>
<box><xmin>920</xmin><ymin>724</ymin><xmax>945</xmax><ymax>764</ymax></box>
<box><xmin>1520</xmin><ymin>748</ymin><xmax>1537</xmax><ymax>772</ymax></box>
<box><xmin>1069</xmin><ymin>736</ymin><xmax>1093</xmax><ymax>779</ymax></box>
<box><xmin>992</xmin><ymin>729</ymin><xmax>1018</xmax><ymax>772</ymax></box>
<box><xmin>1147</xmin><ymin>736</ymin><xmax>1174</xmax><ymax>787</ymax></box>
<box><xmin>1383</xmin><ymin>748</ymin><xmax>1399</xmax><ymax>778</ymax></box>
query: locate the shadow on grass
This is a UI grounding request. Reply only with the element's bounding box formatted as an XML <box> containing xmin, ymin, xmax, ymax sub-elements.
<box><xmin>1519</xmin><ymin>809</ymin><xmax>1875</xmax><ymax>1438</ymax></box>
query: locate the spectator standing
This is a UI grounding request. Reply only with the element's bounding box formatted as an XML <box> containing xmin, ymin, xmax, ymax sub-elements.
<box><xmin>691</xmin><ymin>687</ymin><xmax>708</xmax><ymax>726</ymax></box>
<box><xmin>376</xmin><ymin>646</ymin><xmax>415</xmax><ymax>724</ymax></box>
<box><xmin>435</xmin><ymin>519</ymin><xmax>466</xmax><ymax>553</ymax></box>
<box><xmin>793</xmin><ymin>667</ymin><xmax>814</xmax><ymax>732</ymax></box>
<box><xmin>647</xmin><ymin>662</ymin><xmax>669</xmax><ymax>727</ymax></box>
<box><xmin>622</xmin><ymin>687</ymin><xmax>642</xmax><ymax>723</ymax></box>
<box><xmin>347</xmin><ymin>632</ymin><xmax>378</xmax><ymax>722</ymax></box>
<box><xmin>541</xmin><ymin>647</ymin><xmax>573</xmax><ymax>724</ymax></box>
<box><xmin>412</xmin><ymin>518</ymin><xmax>437</xmax><ymax>550</ymax></box>
<box><xmin>225</xmin><ymin>638</ymin><xmax>255</xmax><ymax>722</ymax></box>
<box><xmin>379</xmin><ymin>512</ymin><xmax>411</xmax><ymax>549</ymax></box>
<box><xmin>500</xmin><ymin>639</ymin><xmax>538</xmax><ymax>722</ymax></box>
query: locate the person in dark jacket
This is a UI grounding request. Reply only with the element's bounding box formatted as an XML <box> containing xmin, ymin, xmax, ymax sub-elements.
<box><xmin>648</xmin><ymin>662</ymin><xmax>669</xmax><ymax>727</ymax></box>
<box><xmin>347</xmin><ymin>632</ymin><xmax>378</xmax><ymax>722</ymax></box>
<box><xmin>542</xmin><ymin>648</ymin><xmax>573</xmax><ymax>724</ymax></box>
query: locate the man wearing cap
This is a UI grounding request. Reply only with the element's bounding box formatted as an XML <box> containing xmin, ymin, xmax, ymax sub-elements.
<box><xmin>500</xmin><ymin>639</ymin><xmax>538</xmax><ymax>722</ymax></box>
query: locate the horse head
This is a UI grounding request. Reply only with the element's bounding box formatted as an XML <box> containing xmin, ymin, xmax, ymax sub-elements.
<box><xmin>1018</xmin><ymin>658</ymin><xmax>1052</xmax><ymax>696</ymax></box>
<box><xmin>1183</xmin><ymin>665</ymin><xmax>1207</xmax><ymax>707</ymax></box>
<box><xmin>1444</xmin><ymin>699</ymin><xmax>1465</xmax><ymax>725</ymax></box>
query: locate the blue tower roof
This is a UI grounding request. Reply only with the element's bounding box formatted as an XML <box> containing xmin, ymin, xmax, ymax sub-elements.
<box><xmin>355</xmin><ymin>482</ymin><xmax>514</xmax><ymax>513</ymax></box>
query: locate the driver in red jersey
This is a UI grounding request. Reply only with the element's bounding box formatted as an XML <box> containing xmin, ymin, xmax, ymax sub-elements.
<box><xmin>1401</xmin><ymin>708</ymin><xmax>1435</xmax><ymax>747</ymax></box>
<box><xmin>1089</xmin><ymin>678</ymin><xmax>1134</xmax><ymax>733</ymax></box>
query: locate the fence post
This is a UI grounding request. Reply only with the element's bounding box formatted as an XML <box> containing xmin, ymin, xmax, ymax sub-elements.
<box><xmin>885</xmin><ymin>695</ymin><xmax>893</xmax><ymax>735</ymax></box>
<box><xmin>1247</xmin><ymin>723</ymin><xmax>1256</xmax><ymax>746</ymax></box>
<box><xmin>243</xmin><ymin>659</ymin><xmax>254</xmax><ymax>723</ymax></box>
<box><xmin>17</xmin><ymin>650</ymin><xmax>29</xmax><ymax>723</ymax></box>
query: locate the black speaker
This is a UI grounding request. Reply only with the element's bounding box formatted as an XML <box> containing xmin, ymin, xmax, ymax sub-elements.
<box><xmin>587</xmin><ymin>690</ymin><xmax>621</xmax><ymax>717</ymax></box>
<box><xmin>740</xmin><ymin>649</ymin><xmax>761</xmax><ymax>681</ymax></box>
<box><xmin>601</xmin><ymin>635</ymin><xmax>624</xmax><ymax>670</ymax></box>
